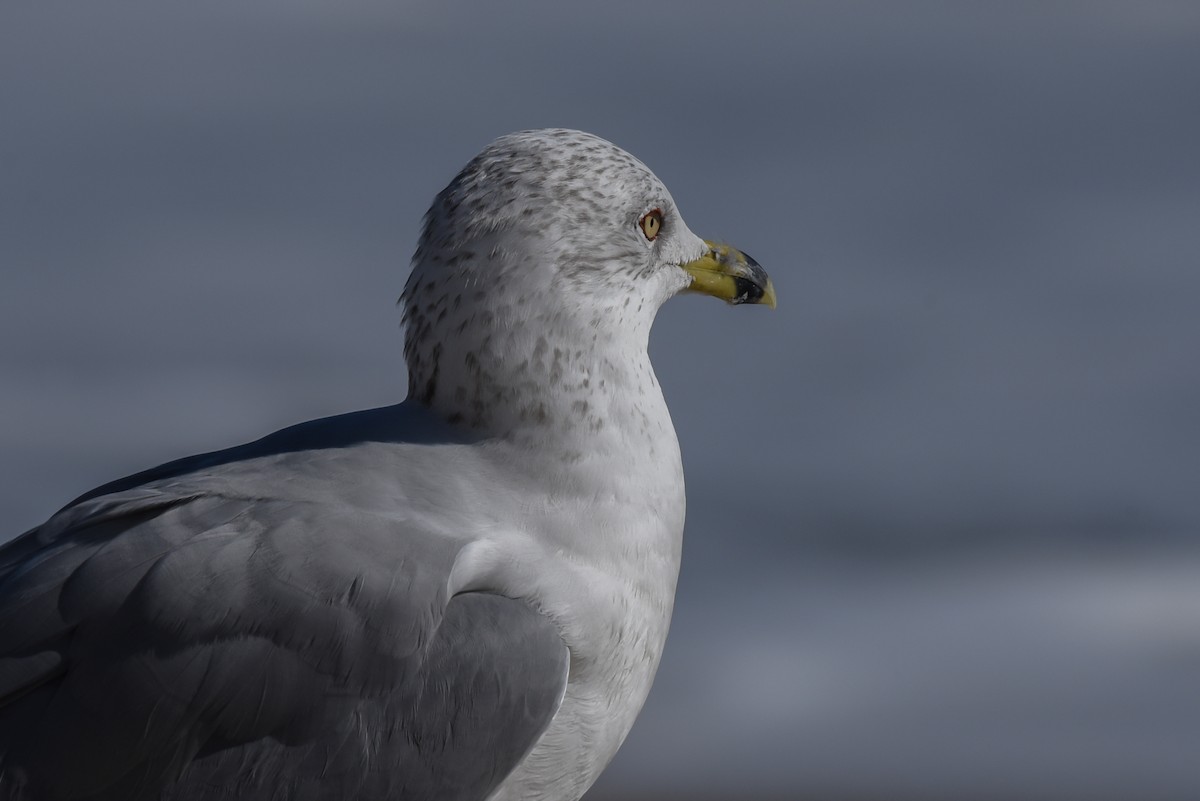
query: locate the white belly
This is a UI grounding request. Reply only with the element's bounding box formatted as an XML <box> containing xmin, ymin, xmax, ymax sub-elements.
<box><xmin>486</xmin><ymin>565</ymin><xmax>678</xmax><ymax>801</ymax></box>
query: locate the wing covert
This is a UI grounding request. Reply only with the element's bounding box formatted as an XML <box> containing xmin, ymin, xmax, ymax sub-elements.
<box><xmin>0</xmin><ymin>485</ymin><xmax>569</xmax><ymax>801</ymax></box>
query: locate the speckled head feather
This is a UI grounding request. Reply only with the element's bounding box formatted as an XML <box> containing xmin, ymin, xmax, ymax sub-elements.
<box><xmin>402</xmin><ymin>129</ymin><xmax>706</xmax><ymax>436</ymax></box>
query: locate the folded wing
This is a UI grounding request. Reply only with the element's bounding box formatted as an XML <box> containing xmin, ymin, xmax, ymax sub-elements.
<box><xmin>0</xmin><ymin>482</ymin><xmax>568</xmax><ymax>801</ymax></box>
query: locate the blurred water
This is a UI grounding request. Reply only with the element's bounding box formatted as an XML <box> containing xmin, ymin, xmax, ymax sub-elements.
<box><xmin>594</xmin><ymin>539</ymin><xmax>1200</xmax><ymax>801</ymax></box>
<box><xmin>2</xmin><ymin>2</ymin><xmax>1198</xmax><ymax>799</ymax></box>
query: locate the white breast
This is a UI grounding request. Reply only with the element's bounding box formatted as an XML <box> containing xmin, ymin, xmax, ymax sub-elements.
<box><xmin>455</xmin><ymin>431</ymin><xmax>685</xmax><ymax>801</ymax></box>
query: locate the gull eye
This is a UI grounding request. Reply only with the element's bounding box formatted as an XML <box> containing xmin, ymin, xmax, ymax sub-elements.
<box><xmin>639</xmin><ymin>208</ymin><xmax>663</xmax><ymax>242</ymax></box>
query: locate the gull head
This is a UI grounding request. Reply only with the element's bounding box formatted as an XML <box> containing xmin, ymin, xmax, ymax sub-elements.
<box><xmin>402</xmin><ymin>129</ymin><xmax>774</xmax><ymax>432</ymax></box>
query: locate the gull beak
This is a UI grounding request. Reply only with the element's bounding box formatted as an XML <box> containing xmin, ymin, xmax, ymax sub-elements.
<box><xmin>680</xmin><ymin>241</ymin><xmax>777</xmax><ymax>309</ymax></box>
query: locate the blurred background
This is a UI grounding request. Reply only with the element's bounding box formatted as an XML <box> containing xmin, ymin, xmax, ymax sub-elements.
<box><xmin>2</xmin><ymin>2</ymin><xmax>1198</xmax><ymax>799</ymax></box>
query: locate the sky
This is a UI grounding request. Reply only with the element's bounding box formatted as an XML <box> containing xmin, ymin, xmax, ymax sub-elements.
<box><xmin>2</xmin><ymin>2</ymin><xmax>1199</xmax><ymax>799</ymax></box>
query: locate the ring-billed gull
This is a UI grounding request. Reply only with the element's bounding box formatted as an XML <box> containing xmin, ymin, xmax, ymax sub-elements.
<box><xmin>0</xmin><ymin>129</ymin><xmax>775</xmax><ymax>801</ymax></box>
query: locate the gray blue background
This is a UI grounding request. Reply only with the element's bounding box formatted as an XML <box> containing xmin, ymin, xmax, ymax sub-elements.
<box><xmin>2</xmin><ymin>2</ymin><xmax>1198</xmax><ymax>799</ymax></box>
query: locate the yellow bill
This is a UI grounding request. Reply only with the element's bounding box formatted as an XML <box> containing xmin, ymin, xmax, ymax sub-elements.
<box><xmin>680</xmin><ymin>241</ymin><xmax>776</xmax><ymax>309</ymax></box>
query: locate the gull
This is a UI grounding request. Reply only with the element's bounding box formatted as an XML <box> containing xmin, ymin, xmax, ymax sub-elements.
<box><xmin>0</xmin><ymin>129</ymin><xmax>775</xmax><ymax>801</ymax></box>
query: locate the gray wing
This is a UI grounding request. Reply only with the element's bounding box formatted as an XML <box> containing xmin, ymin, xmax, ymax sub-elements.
<box><xmin>0</xmin><ymin>484</ymin><xmax>568</xmax><ymax>801</ymax></box>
